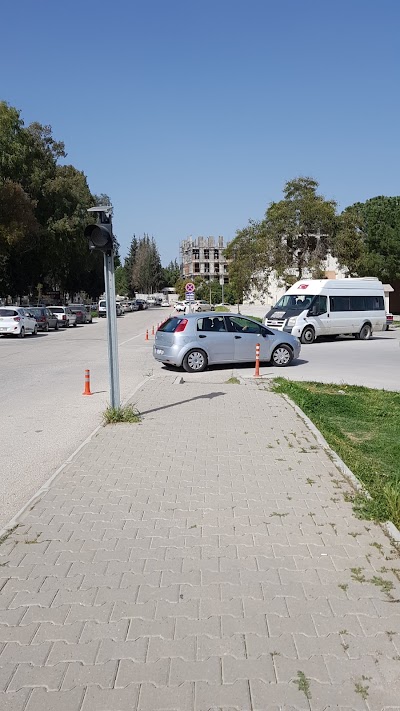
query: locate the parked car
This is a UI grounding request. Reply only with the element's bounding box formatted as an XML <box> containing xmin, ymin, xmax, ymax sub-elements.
<box><xmin>175</xmin><ymin>301</ymin><xmax>186</xmax><ymax>312</ymax></box>
<box><xmin>135</xmin><ymin>299</ymin><xmax>148</xmax><ymax>310</ymax></box>
<box><xmin>97</xmin><ymin>300</ymin><xmax>122</xmax><ymax>317</ymax></box>
<box><xmin>128</xmin><ymin>300</ymin><xmax>139</xmax><ymax>312</ymax></box>
<box><xmin>147</xmin><ymin>297</ymin><xmax>157</xmax><ymax>306</ymax></box>
<box><xmin>0</xmin><ymin>307</ymin><xmax>38</xmax><ymax>337</ymax></box>
<box><xmin>194</xmin><ymin>300</ymin><xmax>214</xmax><ymax>312</ymax></box>
<box><xmin>29</xmin><ymin>306</ymin><xmax>59</xmax><ymax>331</ymax></box>
<box><xmin>160</xmin><ymin>300</ymin><xmax>170</xmax><ymax>307</ymax></box>
<box><xmin>48</xmin><ymin>306</ymin><xmax>77</xmax><ymax>327</ymax></box>
<box><xmin>68</xmin><ymin>304</ymin><xmax>88</xmax><ymax>324</ymax></box>
<box><xmin>153</xmin><ymin>312</ymin><xmax>301</xmax><ymax>373</ymax></box>
<box><xmin>386</xmin><ymin>313</ymin><xmax>394</xmax><ymax>331</ymax></box>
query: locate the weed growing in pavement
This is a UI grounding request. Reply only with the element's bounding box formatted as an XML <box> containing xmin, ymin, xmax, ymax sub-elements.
<box><xmin>294</xmin><ymin>671</ymin><xmax>311</xmax><ymax>700</ymax></box>
<box><xmin>386</xmin><ymin>631</ymin><xmax>396</xmax><ymax>641</ymax></box>
<box><xmin>354</xmin><ymin>680</ymin><xmax>369</xmax><ymax>700</ymax></box>
<box><xmin>349</xmin><ymin>531</ymin><xmax>362</xmax><ymax>538</ymax></box>
<box><xmin>225</xmin><ymin>376</ymin><xmax>240</xmax><ymax>384</ymax></box>
<box><xmin>351</xmin><ymin>567</ymin><xmax>366</xmax><ymax>583</ymax></box>
<box><xmin>338</xmin><ymin>583</ymin><xmax>348</xmax><ymax>592</ymax></box>
<box><xmin>102</xmin><ymin>404</ymin><xmax>141</xmax><ymax>425</ymax></box>
<box><xmin>24</xmin><ymin>533</ymin><xmax>41</xmax><ymax>544</ymax></box>
<box><xmin>306</xmin><ymin>478</ymin><xmax>315</xmax><ymax>486</ymax></box>
<box><xmin>270</xmin><ymin>512</ymin><xmax>289</xmax><ymax>518</ymax></box>
<box><xmin>370</xmin><ymin>541</ymin><xmax>384</xmax><ymax>555</ymax></box>
<box><xmin>369</xmin><ymin>576</ymin><xmax>394</xmax><ymax>595</ymax></box>
<box><xmin>0</xmin><ymin>524</ymin><xmax>19</xmax><ymax>547</ymax></box>
<box><xmin>271</xmin><ymin>379</ymin><xmax>400</xmax><ymax>529</ymax></box>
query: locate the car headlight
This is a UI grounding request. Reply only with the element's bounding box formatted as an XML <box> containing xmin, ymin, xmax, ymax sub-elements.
<box><xmin>287</xmin><ymin>317</ymin><xmax>297</xmax><ymax>326</ymax></box>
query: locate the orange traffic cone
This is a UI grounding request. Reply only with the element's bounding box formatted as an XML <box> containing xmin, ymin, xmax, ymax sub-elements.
<box><xmin>145</xmin><ymin>329</ymin><xmax>149</xmax><ymax>341</ymax></box>
<box><xmin>82</xmin><ymin>369</ymin><xmax>92</xmax><ymax>395</ymax></box>
<box><xmin>152</xmin><ymin>325</ymin><xmax>155</xmax><ymax>336</ymax></box>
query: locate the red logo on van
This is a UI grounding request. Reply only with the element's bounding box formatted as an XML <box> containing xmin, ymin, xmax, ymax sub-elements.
<box><xmin>298</xmin><ymin>284</ymin><xmax>309</xmax><ymax>289</ymax></box>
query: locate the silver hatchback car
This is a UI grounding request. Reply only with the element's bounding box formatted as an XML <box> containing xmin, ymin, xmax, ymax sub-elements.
<box><xmin>153</xmin><ymin>312</ymin><xmax>301</xmax><ymax>373</ymax></box>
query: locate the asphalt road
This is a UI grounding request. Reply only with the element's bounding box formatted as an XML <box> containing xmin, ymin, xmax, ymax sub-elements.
<box><xmin>1</xmin><ymin>305</ymin><xmax>398</xmax><ymax>530</ymax></box>
<box><xmin>0</xmin><ymin>307</ymin><xmax>174</xmax><ymax>530</ymax></box>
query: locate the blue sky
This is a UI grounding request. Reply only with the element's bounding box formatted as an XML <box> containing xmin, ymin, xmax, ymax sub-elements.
<box><xmin>1</xmin><ymin>0</ymin><xmax>399</xmax><ymax>264</ymax></box>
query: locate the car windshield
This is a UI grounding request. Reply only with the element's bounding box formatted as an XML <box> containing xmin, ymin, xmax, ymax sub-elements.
<box><xmin>274</xmin><ymin>294</ymin><xmax>316</xmax><ymax>310</ymax></box>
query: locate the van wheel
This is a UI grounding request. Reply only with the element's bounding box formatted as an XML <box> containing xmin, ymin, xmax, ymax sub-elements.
<box><xmin>300</xmin><ymin>326</ymin><xmax>315</xmax><ymax>344</ymax></box>
<box><xmin>355</xmin><ymin>323</ymin><xmax>372</xmax><ymax>340</ymax></box>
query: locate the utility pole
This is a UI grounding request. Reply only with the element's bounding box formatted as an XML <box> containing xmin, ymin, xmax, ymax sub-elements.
<box><xmin>85</xmin><ymin>206</ymin><xmax>120</xmax><ymax>408</ymax></box>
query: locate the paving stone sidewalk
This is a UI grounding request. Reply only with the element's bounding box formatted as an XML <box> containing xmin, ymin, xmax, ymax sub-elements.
<box><xmin>1</xmin><ymin>375</ymin><xmax>400</xmax><ymax>711</ymax></box>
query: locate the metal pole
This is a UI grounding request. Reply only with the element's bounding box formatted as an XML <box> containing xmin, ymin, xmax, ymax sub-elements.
<box><xmin>104</xmin><ymin>250</ymin><xmax>120</xmax><ymax>408</ymax></box>
<box><xmin>222</xmin><ymin>280</ymin><xmax>224</xmax><ymax>305</ymax></box>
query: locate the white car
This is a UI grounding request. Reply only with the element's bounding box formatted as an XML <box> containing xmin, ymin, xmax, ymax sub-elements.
<box><xmin>0</xmin><ymin>307</ymin><xmax>38</xmax><ymax>337</ymax></box>
<box><xmin>48</xmin><ymin>306</ymin><xmax>77</xmax><ymax>327</ymax></box>
<box><xmin>194</xmin><ymin>300</ymin><xmax>214</xmax><ymax>312</ymax></box>
<box><xmin>175</xmin><ymin>301</ymin><xmax>186</xmax><ymax>312</ymax></box>
<box><xmin>161</xmin><ymin>300</ymin><xmax>170</xmax><ymax>307</ymax></box>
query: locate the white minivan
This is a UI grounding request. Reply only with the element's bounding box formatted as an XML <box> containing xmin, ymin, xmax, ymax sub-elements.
<box><xmin>264</xmin><ymin>278</ymin><xmax>386</xmax><ymax>344</ymax></box>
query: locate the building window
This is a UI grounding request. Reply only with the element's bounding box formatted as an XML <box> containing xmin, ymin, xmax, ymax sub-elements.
<box><xmin>214</xmin><ymin>250</ymin><xmax>219</xmax><ymax>260</ymax></box>
<box><xmin>214</xmin><ymin>264</ymin><xmax>219</xmax><ymax>273</ymax></box>
<box><xmin>192</xmin><ymin>249</ymin><xmax>199</xmax><ymax>259</ymax></box>
<box><xmin>194</xmin><ymin>262</ymin><xmax>200</xmax><ymax>273</ymax></box>
<box><xmin>204</xmin><ymin>249</ymin><xmax>209</xmax><ymax>260</ymax></box>
<box><xmin>204</xmin><ymin>263</ymin><xmax>210</xmax><ymax>273</ymax></box>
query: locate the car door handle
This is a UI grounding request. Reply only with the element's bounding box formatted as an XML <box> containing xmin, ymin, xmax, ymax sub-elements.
<box><xmin>199</xmin><ymin>334</ymin><xmax>207</xmax><ymax>338</ymax></box>
<box><xmin>234</xmin><ymin>335</ymin><xmax>242</xmax><ymax>339</ymax></box>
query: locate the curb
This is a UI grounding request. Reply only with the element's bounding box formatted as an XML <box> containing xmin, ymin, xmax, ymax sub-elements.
<box><xmin>0</xmin><ymin>376</ymin><xmax>153</xmax><ymax>540</ymax></box>
<box><xmin>281</xmin><ymin>393</ymin><xmax>400</xmax><ymax>545</ymax></box>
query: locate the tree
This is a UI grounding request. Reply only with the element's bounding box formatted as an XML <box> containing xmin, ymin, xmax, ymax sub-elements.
<box><xmin>124</xmin><ymin>235</ymin><xmax>138</xmax><ymax>296</ymax></box>
<box><xmin>334</xmin><ymin>196</ymin><xmax>400</xmax><ymax>282</ymax></box>
<box><xmin>131</xmin><ymin>235</ymin><xmax>162</xmax><ymax>293</ymax></box>
<box><xmin>115</xmin><ymin>265</ymin><xmax>128</xmax><ymax>295</ymax></box>
<box><xmin>161</xmin><ymin>259</ymin><xmax>180</xmax><ymax>287</ymax></box>
<box><xmin>264</xmin><ymin>177</ymin><xmax>337</xmax><ymax>280</ymax></box>
<box><xmin>225</xmin><ymin>220</ymin><xmax>270</xmax><ymax>304</ymax></box>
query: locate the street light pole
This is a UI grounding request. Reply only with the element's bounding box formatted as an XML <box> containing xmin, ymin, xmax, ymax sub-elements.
<box><xmin>103</xmin><ymin>250</ymin><xmax>120</xmax><ymax>409</ymax></box>
<box><xmin>85</xmin><ymin>206</ymin><xmax>120</xmax><ymax>409</ymax></box>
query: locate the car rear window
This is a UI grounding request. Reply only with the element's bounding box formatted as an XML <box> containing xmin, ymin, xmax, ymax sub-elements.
<box><xmin>0</xmin><ymin>309</ymin><xmax>18</xmax><ymax>317</ymax></box>
<box><xmin>49</xmin><ymin>307</ymin><xmax>63</xmax><ymax>313</ymax></box>
<box><xmin>158</xmin><ymin>317</ymin><xmax>185</xmax><ymax>333</ymax></box>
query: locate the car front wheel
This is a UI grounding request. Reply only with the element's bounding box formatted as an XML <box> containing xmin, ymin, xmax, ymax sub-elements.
<box><xmin>55</xmin><ymin>321</ymin><xmax>59</xmax><ymax>331</ymax></box>
<box><xmin>271</xmin><ymin>345</ymin><xmax>293</xmax><ymax>367</ymax></box>
<box><xmin>300</xmin><ymin>326</ymin><xmax>315</xmax><ymax>344</ymax></box>
<box><xmin>33</xmin><ymin>325</ymin><xmax>38</xmax><ymax>336</ymax></box>
<box><xmin>18</xmin><ymin>327</ymin><xmax>25</xmax><ymax>338</ymax></box>
<box><xmin>182</xmin><ymin>349</ymin><xmax>208</xmax><ymax>373</ymax></box>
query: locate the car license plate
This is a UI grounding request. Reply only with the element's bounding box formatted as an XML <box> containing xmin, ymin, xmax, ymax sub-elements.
<box><xmin>155</xmin><ymin>348</ymin><xmax>164</xmax><ymax>355</ymax></box>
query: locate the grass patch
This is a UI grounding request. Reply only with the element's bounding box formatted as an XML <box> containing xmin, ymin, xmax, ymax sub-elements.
<box><xmin>103</xmin><ymin>404</ymin><xmax>141</xmax><ymax>425</ymax></box>
<box><xmin>214</xmin><ymin>305</ymin><xmax>230</xmax><ymax>312</ymax></box>
<box><xmin>272</xmin><ymin>379</ymin><xmax>400</xmax><ymax>529</ymax></box>
<box><xmin>244</xmin><ymin>315</ymin><xmax>263</xmax><ymax>323</ymax></box>
<box><xmin>0</xmin><ymin>524</ymin><xmax>19</xmax><ymax>546</ymax></box>
<box><xmin>225</xmin><ymin>376</ymin><xmax>240</xmax><ymax>384</ymax></box>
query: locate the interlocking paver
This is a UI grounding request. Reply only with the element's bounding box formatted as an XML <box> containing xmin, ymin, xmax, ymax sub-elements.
<box><xmin>0</xmin><ymin>375</ymin><xmax>399</xmax><ymax>707</ymax></box>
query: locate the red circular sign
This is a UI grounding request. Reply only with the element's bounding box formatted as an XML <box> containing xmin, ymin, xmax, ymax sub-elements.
<box><xmin>185</xmin><ymin>282</ymin><xmax>195</xmax><ymax>293</ymax></box>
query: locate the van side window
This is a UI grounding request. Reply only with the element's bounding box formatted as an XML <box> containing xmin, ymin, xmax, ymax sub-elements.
<box><xmin>350</xmin><ymin>296</ymin><xmax>365</xmax><ymax>310</ymax></box>
<box><xmin>330</xmin><ymin>296</ymin><xmax>350</xmax><ymax>311</ymax></box>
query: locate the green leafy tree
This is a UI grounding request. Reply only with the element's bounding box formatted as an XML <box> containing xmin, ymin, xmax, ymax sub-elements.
<box><xmin>131</xmin><ymin>235</ymin><xmax>162</xmax><ymax>293</ymax></box>
<box><xmin>124</xmin><ymin>234</ymin><xmax>138</xmax><ymax>296</ymax></box>
<box><xmin>334</xmin><ymin>196</ymin><xmax>400</xmax><ymax>282</ymax></box>
<box><xmin>115</xmin><ymin>265</ymin><xmax>128</xmax><ymax>295</ymax></box>
<box><xmin>161</xmin><ymin>259</ymin><xmax>180</xmax><ymax>287</ymax></box>
<box><xmin>264</xmin><ymin>177</ymin><xmax>337</xmax><ymax>280</ymax></box>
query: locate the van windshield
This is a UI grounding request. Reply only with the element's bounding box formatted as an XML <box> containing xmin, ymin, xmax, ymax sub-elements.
<box><xmin>274</xmin><ymin>294</ymin><xmax>316</xmax><ymax>310</ymax></box>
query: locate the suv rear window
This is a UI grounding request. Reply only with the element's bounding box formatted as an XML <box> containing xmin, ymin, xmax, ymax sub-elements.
<box><xmin>0</xmin><ymin>309</ymin><xmax>18</xmax><ymax>317</ymax></box>
<box><xmin>49</xmin><ymin>307</ymin><xmax>63</xmax><ymax>313</ymax></box>
<box><xmin>158</xmin><ymin>317</ymin><xmax>184</xmax><ymax>333</ymax></box>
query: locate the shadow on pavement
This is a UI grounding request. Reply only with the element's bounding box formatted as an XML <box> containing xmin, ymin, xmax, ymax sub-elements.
<box><xmin>139</xmin><ymin>391</ymin><xmax>225</xmax><ymax>415</ymax></box>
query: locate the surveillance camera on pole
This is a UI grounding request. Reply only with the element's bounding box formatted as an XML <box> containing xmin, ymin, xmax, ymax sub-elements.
<box><xmin>86</xmin><ymin>205</ymin><xmax>120</xmax><ymax>408</ymax></box>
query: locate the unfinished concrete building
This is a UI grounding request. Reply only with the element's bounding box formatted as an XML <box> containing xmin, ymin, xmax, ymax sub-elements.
<box><xmin>180</xmin><ymin>236</ymin><xmax>229</xmax><ymax>283</ymax></box>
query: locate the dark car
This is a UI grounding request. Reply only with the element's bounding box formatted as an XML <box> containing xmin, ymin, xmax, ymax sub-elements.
<box><xmin>68</xmin><ymin>304</ymin><xmax>88</xmax><ymax>324</ymax></box>
<box><xmin>29</xmin><ymin>307</ymin><xmax>59</xmax><ymax>332</ymax></box>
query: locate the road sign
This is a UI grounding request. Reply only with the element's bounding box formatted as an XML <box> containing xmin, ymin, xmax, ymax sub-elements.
<box><xmin>185</xmin><ymin>282</ymin><xmax>195</xmax><ymax>293</ymax></box>
<box><xmin>186</xmin><ymin>293</ymin><xmax>195</xmax><ymax>301</ymax></box>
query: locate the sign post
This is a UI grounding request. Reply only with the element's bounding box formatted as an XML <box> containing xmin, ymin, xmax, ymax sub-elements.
<box><xmin>185</xmin><ymin>282</ymin><xmax>195</xmax><ymax>313</ymax></box>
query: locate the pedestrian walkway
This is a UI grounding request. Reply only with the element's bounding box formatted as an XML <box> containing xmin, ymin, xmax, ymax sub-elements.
<box><xmin>0</xmin><ymin>375</ymin><xmax>400</xmax><ymax>710</ymax></box>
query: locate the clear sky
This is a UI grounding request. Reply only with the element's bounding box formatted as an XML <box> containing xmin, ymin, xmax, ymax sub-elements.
<box><xmin>1</xmin><ymin>0</ymin><xmax>399</xmax><ymax>264</ymax></box>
